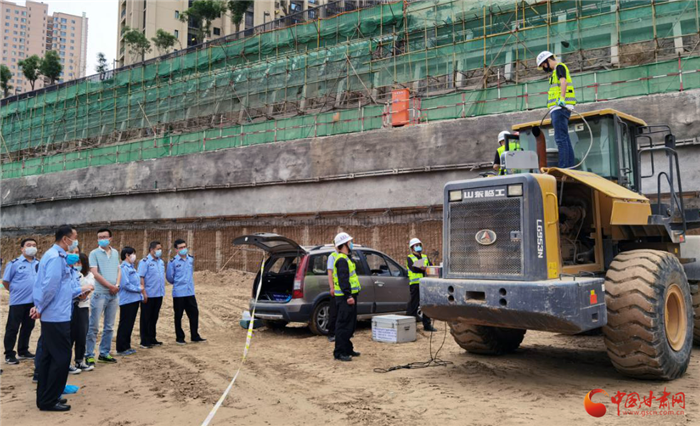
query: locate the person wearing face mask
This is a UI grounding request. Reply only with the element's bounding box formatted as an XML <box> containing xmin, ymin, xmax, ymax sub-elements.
<box><xmin>331</xmin><ymin>232</ymin><xmax>361</xmax><ymax>362</ymax></box>
<box><xmin>166</xmin><ymin>239</ymin><xmax>205</xmax><ymax>345</ymax></box>
<box><xmin>537</xmin><ymin>50</ymin><xmax>577</xmax><ymax>169</ymax></box>
<box><xmin>138</xmin><ymin>241</ymin><xmax>165</xmax><ymax>348</ymax></box>
<box><xmin>3</xmin><ymin>238</ymin><xmax>40</xmax><ymax>365</ymax></box>
<box><xmin>30</xmin><ymin>225</ymin><xmax>82</xmax><ymax>412</ymax></box>
<box><xmin>86</xmin><ymin>228</ymin><xmax>121</xmax><ymax>367</ymax></box>
<box><xmin>406</xmin><ymin>238</ymin><xmax>437</xmax><ymax>332</ymax></box>
<box><xmin>70</xmin><ymin>253</ymin><xmax>95</xmax><ymax>373</ymax></box>
<box><xmin>116</xmin><ymin>247</ymin><xmax>143</xmax><ymax>356</ymax></box>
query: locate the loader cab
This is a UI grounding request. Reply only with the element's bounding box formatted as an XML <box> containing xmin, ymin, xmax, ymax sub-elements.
<box><xmin>513</xmin><ymin>109</ymin><xmax>646</xmax><ymax>193</ymax></box>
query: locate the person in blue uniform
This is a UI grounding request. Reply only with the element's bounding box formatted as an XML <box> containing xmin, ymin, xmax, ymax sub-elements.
<box><xmin>3</xmin><ymin>238</ymin><xmax>39</xmax><ymax>365</ymax></box>
<box><xmin>166</xmin><ymin>239</ymin><xmax>205</xmax><ymax>345</ymax></box>
<box><xmin>116</xmin><ymin>247</ymin><xmax>143</xmax><ymax>356</ymax></box>
<box><xmin>138</xmin><ymin>241</ymin><xmax>165</xmax><ymax>348</ymax></box>
<box><xmin>31</xmin><ymin>225</ymin><xmax>81</xmax><ymax>412</ymax></box>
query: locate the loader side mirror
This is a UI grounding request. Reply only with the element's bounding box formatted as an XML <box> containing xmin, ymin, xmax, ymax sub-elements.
<box><xmin>664</xmin><ymin>134</ymin><xmax>676</xmax><ymax>149</ymax></box>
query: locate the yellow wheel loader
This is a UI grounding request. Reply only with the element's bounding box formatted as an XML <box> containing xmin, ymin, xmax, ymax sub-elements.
<box><xmin>421</xmin><ymin>109</ymin><xmax>700</xmax><ymax>380</ymax></box>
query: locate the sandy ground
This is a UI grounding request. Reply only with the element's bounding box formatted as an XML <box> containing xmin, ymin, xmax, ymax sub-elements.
<box><xmin>0</xmin><ymin>270</ymin><xmax>698</xmax><ymax>426</ymax></box>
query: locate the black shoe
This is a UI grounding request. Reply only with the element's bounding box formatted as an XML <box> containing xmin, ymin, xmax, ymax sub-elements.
<box><xmin>327</xmin><ymin>336</ymin><xmax>335</xmax><ymax>342</ymax></box>
<box><xmin>351</xmin><ymin>351</ymin><xmax>361</xmax><ymax>357</ymax></box>
<box><xmin>58</xmin><ymin>398</ymin><xmax>67</xmax><ymax>404</ymax></box>
<box><xmin>40</xmin><ymin>403</ymin><xmax>71</xmax><ymax>412</ymax></box>
<box><xmin>191</xmin><ymin>337</ymin><xmax>207</xmax><ymax>343</ymax></box>
<box><xmin>176</xmin><ymin>340</ymin><xmax>186</xmax><ymax>345</ymax></box>
<box><xmin>5</xmin><ymin>356</ymin><xmax>19</xmax><ymax>365</ymax></box>
<box><xmin>424</xmin><ymin>325</ymin><xmax>438</xmax><ymax>332</ymax></box>
<box><xmin>97</xmin><ymin>354</ymin><xmax>117</xmax><ymax>364</ymax></box>
<box><xmin>17</xmin><ymin>352</ymin><xmax>35</xmax><ymax>360</ymax></box>
<box><xmin>32</xmin><ymin>374</ymin><xmax>38</xmax><ymax>383</ymax></box>
<box><xmin>153</xmin><ymin>341</ymin><xmax>163</xmax><ymax>346</ymax></box>
<box><xmin>334</xmin><ymin>355</ymin><xmax>352</xmax><ymax>362</ymax></box>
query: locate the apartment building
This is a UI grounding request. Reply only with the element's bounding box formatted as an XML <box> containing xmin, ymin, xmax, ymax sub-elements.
<box><xmin>1</xmin><ymin>0</ymin><xmax>87</xmax><ymax>95</ymax></box>
<box><xmin>117</xmin><ymin>0</ymin><xmax>327</xmax><ymax>67</ymax></box>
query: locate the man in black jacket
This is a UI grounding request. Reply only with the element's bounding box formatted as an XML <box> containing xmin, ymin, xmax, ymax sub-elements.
<box><xmin>331</xmin><ymin>232</ymin><xmax>361</xmax><ymax>362</ymax></box>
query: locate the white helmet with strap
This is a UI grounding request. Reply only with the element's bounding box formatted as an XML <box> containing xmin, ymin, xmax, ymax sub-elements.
<box><xmin>536</xmin><ymin>50</ymin><xmax>554</xmax><ymax>67</ymax></box>
<box><xmin>498</xmin><ymin>130</ymin><xmax>511</xmax><ymax>143</ymax></box>
<box><xmin>409</xmin><ymin>238</ymin><xmax>422</xmax><ymax>249</ymax></box>
<box><xmin>334</xmin><ymin>232</ymin><xmax>353</xmax><ymax>247</ymax></box>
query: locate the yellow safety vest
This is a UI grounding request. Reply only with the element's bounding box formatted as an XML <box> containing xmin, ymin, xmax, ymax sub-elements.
<box><xmin>496</xmin><ymin>142</ymin><xmax>522</xmax><ymax>175</ymax></box>
<box><xmin>333</xmin><ymin>253</ymin><xmax>361</xmax><ymax>296</ymax></box>
<box><xmin>547</xmin><ymin>62</ymin><xmax>576</xmax><ymax>108</ymax></box>
<box><xmin>407</xmin><ymin>253</ymin><xmax>429</xmax><ymax>285</ymax></box>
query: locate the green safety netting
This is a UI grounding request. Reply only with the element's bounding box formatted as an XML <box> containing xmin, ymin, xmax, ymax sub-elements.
<box><xmin>3</xmin><ymin>56</ymin><xmax>697</xmax><ymax>179</ymax></box>
<box><xmin>1</xmin><ymin>0</ymin><xmax>698</xmax><ymax>174</ymax></box>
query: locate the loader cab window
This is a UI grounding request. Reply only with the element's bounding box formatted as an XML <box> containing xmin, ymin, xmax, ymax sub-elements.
<box><xmin>519</xmin><ymin>116</ymin><xmax>622</xmax><ymax>183</ymax></box>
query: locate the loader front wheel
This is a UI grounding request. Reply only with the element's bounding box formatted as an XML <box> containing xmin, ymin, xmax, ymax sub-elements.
<box><xmin>450</xmin><ymin>322</ymin><xmax>525</xmax><ymax>355</ymax></box>
<box><xmin>692</xmin><ymin>282</ymin><xmax>699</xmax><ymax>345</ymax></box>
<box><xmin>603</xmin><ymin>250</ymin><xmax>693</xmax><ymax>380</ymax></box>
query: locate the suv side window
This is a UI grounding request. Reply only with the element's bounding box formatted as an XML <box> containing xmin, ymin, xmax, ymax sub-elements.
<box><xmin>307</xmin><ymin>254</ymin><xmax>330</xmax><ymax>276</ymax></box>
<box><xmin>363</xmin><ymin>251</ymin><xmax>402</xmax><ymax>277</ymax></box>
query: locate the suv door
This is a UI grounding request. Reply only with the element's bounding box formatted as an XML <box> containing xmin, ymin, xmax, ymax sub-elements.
<box><xmin>351</xmin><ymin>251</ymin><xmax>375</xmax><ymax>315</ymax></box>
<box><xmin>360</xmin><ymin>250</ymin><xmax>409</xmax><ymax>313</ymax></box>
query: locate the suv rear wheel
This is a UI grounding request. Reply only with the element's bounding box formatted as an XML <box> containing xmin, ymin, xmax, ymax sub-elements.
<box><xmin>309</xmin><ymin>300</ymin><xmax>331</xmax><ymax>336</ymax></box>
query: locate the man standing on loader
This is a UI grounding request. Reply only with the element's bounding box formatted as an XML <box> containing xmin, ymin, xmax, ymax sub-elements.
<box><xmin>492</xmin><ymin>131</ymin><xmax>521</xmax><ymax>175</ymax></box>
<box><xmin>537</xmin><ymin>50</ymin><xmax>576</xmax><ymax>168</ymax></box>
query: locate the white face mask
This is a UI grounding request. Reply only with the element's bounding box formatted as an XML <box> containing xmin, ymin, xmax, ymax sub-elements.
<box><xmin>24</xmin><ymin>246</ymin><xmax>38</xmax><ymax>257</ymax></box>
<box><xmin>129</xmin><ymin>254</ymin><xmax>137</xmax><ymax>263</ymax></box>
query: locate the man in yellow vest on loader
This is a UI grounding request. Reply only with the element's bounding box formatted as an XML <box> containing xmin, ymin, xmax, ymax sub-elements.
<box><xmin>332</xmin><ymin>232</ymin><xmax>361</xmax><ymax>362</ymax></box>
<box><xmin>493</xmin><ymin>130</ymin><xmax>521</xmax><ymax>175</ymax></box>
<box><xmin>537</xmin><ymin>50</ymin><xmax>576</xmax><ymax>168</ymax></box>
<box><xmin>406</xmin><ymin>238</ymin><xmax>437</xmax><ymax>332</ymax></box>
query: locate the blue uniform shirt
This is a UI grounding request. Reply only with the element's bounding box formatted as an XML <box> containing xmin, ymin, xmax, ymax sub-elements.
<box><xmin>166</xmin><ymin>255</ymin><xmax>195</xmax><ymax>298</ymax></box>
<box><xmin>34</xmin><ymin>244</ymin><xmax>74</xmax><ymax>322</ymax></box>
<box><xmin>3</xmin><ymin>255</ymin><xmax>39</xmax><ymax>306</ymax></box>
<box><xmin>119</xmin><ymin>262</ymin><xmax>143</xmax><ymax>305</ymax></box>
<box><xmin>138</xmin><ymin>254</ymin><xmax>165</xmax><ymax>298</ymax></box>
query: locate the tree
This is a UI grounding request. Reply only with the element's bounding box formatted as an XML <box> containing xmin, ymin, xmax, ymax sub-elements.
<box><xmin>151</xmin><ymin>29</ymin><xmax>179</xmax><ymax>56</ymax></box>
<box><xmin>18</xmin><ymin>54</ymin><xmax>42</xmax><ymax>91</ymax></box>
<box><xmin>180</xmin><ymin>0</ymin><xmax>227</xmax><ymax>44</ymax></box>
<box><xmin>95</xmin><ymin>52</ymin><xmax>109</xmax><ymax>74</ymax></box>
<box><xmin>0</xmin><ymin>64</ymin><xmax>12</xmax><ymax>98</ymax></box>
<box><xmin>40</xmin><ymin>51</ymin><xmax>62</xmax><ymax>85</ymax></box>
<box><xmin>228</xmin><ymin>0</ymin><xmax>253</xmax><ymax>34</ymax></box>
<box><xmin>122</xmin><ymin>26</ymin><xmax>152</xmax><ymax>62</ymax></box>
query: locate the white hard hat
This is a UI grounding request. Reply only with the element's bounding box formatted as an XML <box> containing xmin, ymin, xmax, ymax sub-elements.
<box><xmin>334</xmin><ymin>232</ymin><xmax>353</xmax><ymax>247</ymax></box>
<box><xmin>536</xmin><ymin>50</ymin><xmax>554</xmax><ymax>67</ymax></box>
<box><xmin>498</xmin><ymin>130</ymin><xmax>511</xmax><ymax>143</ymax></box>
<box><xmin>409</xmin><ymin>238</ymin><xmax>422</xmax><ymax>248</ymax></box>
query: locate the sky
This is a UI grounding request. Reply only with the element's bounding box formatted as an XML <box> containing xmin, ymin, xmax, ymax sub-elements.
<box><xmin>18</xmin><ymin>0</ymin><xmax>119</xmax><ymax>75</ymax></box>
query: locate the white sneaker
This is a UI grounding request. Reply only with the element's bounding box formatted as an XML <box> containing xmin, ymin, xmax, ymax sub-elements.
<box><xmin>68</xmin><ymin>365</ymin><xmax>81</xmax><ymax>375</ymax></box>
<box><xmin>77</xmin><ymin>360</ymin><xmax>94</xmax><ymax>371</ymax></box>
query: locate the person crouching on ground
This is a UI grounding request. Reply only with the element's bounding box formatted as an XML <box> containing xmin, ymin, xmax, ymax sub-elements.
<box><xmin>116</xmin><ymin>247</ymin><xmax>143</xmax><ymax>356</ymax></box>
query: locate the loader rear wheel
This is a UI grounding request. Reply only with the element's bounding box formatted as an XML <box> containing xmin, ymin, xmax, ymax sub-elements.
<box><xmin>450</xmin><ymin>322</ymin><xmax>525</xmax><ymax>355</ymax></box>
<box><xmin>603</xmin><ymin>250</ymin><xmax>693</xmax><ymax>380</ymax></box>
<box><xmin>692</xmin><ymin>282</ymin><xmax>700</xmax><ymax>345</ymax></box>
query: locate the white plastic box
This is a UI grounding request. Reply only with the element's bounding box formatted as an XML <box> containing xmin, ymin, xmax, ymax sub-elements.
<box><xmin>371</xmin><ymin>315</ymin><xmax>416</xmax><ymax>343</ymax></box>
